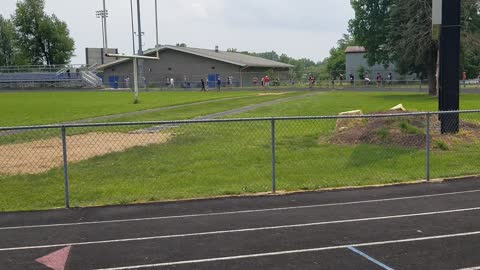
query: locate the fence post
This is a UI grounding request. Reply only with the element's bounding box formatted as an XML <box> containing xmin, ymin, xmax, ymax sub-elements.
<box><xmin>426</xmin><ymin>113</ymin><xmax>431</xmax><ymax>182</ymax></box>
<box><xmin>61</xmin><ymin>126</ymin><xmax>70</xmax><ymax>208</ymax></box>
<box><xmin>271</xmin><ymin>118</ymin><xmax>277</xmax><ymax>193</ymax></box>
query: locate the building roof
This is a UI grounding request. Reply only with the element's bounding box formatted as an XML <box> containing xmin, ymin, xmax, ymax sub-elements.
<box><xmin>345</xmin><ymin>46</ymin><xmax>367</xmax><ymax>53</ymax></box>
<box><xmin>98</xmin><ymin>45</ymin><xmax>294</xmax><ymax>69</ymax></box>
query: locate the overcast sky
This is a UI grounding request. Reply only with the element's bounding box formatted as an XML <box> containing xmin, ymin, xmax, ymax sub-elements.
<box><xmin>1</xmin><ymin>0</ymin><xmax>354</xmax><ymax>64</ymax></box>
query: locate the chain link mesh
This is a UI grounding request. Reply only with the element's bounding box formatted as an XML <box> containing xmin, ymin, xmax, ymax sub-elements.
<box><xmin>429</xmin><ymin>111</ymin><xmax>480</xmax><ymax>179</ymax></box>
<box><xmin>1</xmin><ymin>111</ymin><xmax>480</xmax><ymax>211</ymax></box>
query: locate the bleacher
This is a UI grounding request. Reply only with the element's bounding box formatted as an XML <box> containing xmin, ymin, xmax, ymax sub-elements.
<box><xmin>0</xmin><ymin>65</ymin><xmax>103</xmax><ymax>89</ymax></box>
<box><xmin>0</xmin><ymin>72</ymin><xmax>81</xmax><ymax>82</ymax></box>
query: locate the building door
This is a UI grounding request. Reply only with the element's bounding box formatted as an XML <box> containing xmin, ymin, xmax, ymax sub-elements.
<box><xmin>108</xmin><ymin>76</ymin><xmax>119</xmax><ymax>89</ymax></box>
<box><xmin>208</xmin><ymin>74</ymin><xmax>218</xmax><ymax>88</ymax></box>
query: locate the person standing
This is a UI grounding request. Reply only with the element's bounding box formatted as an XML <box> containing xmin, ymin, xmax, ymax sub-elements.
<box><xmin>217</xmin><ymin>76</ymin><xmax>222</xmax><ymax>92</ymax></box>
<box><xmin>376</xmin><ymin>73</ymin><xmax>383</xmax><ymax>88</ymax></box>
<box><xmin>125</xmin><ymin>76</ymin><xmax>130</xmax><ymax>89</ymax></box>
<box><xmin>66</xmin><ymin>69</ymin><xmax>71</xmax><ymax>79</ymax></box>
<box><xmin>349</xmin><ymin>74</ymin><xmax>355</xmax><ymax>86</ymax></box>
<box><xmin>227</xmin><ymin>76</ymin><xmax>232</xmax><ymax>88</ymax></box>
<box><xmin>201</xmin><ymin>79</ymin><xmax>206</xmax><ymax>92</ymax></box>
<box><xmin>462</xmin><ymin>71</ymin><xmax>467</xmax><ymax>88</ymax></box>
<box><xmin>387</xmin><ymin>72</ymin><xmax>393</xmax><ymax>86</ymax></box>
<box><xmin>170</xmin><ymin>77</ymin><xmax>175</xmax><ymax>88</ymax></box>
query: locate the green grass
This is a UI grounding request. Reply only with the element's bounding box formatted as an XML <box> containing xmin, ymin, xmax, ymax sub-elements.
<box><xmin>1</xmin><ymin>91</ymin><xmax>480</xmax><ymax>211</ymax></box>
<box><xmin>0</xmin><ymin>91</ymin><xmax>265</xmax><ymax>126</ymax></box>
<box><xmin>0</xmin><ymin>92</ymin><xmax>305</xmax><ymax>145</ymax></box>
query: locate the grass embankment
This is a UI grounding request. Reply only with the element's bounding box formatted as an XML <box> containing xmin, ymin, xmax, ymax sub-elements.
<box><xmin>1</xmin><ymin>92</ymin><xmax>480</xmax><ymax>211</ymax></box>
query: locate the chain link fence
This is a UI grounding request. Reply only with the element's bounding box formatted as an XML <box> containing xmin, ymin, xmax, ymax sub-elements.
<box><xmin>1</xmin><ymin>110</ymin><xmax>479</xmax><ymax>211</ymax></box>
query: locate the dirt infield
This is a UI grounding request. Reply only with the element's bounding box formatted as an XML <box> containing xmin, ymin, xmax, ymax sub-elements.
<box><xmin>0</xmin><ymin>132</ymin><xmax>173</xmax><ymax>175</ymax></box>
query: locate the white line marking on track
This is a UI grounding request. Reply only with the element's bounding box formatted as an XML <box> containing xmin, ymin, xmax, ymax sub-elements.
<box><xmin>348</xmin><ymin>246</ymin><xmax>395</xmax><ymax>270</ymax></box>
<box><xmin>2</xmin><ymin>189</ymin><xmax>480</xmax><ymax>231</ymax></box>
<box><xmin>93</xmin><ymin>231</ymin><xmax>480</xmax><ymax>269</ymax></box>
<box><xmin>1</xmin><ymin>206</ymin><xmax>479</xmax><ymax>252</ymax></box>
<box><xmin>458</xmin><ymin>267</ymin><xmax>480</xmax><ymax>270</ymax></box>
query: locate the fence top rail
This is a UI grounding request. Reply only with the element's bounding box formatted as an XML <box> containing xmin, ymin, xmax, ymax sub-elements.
<box><xmin>1</xmin><ymin>110</ymin><xmax>480</xmax><ymax>132</ymax></box>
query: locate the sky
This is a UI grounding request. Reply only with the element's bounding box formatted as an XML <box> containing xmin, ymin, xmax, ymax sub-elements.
<box><xmin>0</xmin><ymin>0</ymin><xmax>355</xmax><ymax>64</ymax></box>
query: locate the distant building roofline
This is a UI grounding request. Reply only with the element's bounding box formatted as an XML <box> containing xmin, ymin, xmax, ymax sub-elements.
<box><xmin>345</xmin><ymin>46</ymin><xmax>367</xmax><ymax>53</ymax></box>
<box><xmin>98</xmin><ymin>45</ymin><xmax>294</xmax><ymax>70</ymax></box>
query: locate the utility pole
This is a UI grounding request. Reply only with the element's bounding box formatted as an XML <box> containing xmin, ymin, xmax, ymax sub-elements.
<box><xmin>155</xmin><ymin>0</ymin><xmax>159</xmax><ymax>57</ymax></box>
<box><xmin>136</xmin><ymin>0</ymin><xmax>145</xmax><ymax>88</ymax></box>
<box><xmin>130</xmin><ymin>0</ymin><xmax>136</xmax><ymax>54</ymax></box>
<box><xmin>103</xmin><ymin>0</ymin><xmax>108</xmax><ymax>50</ymax></box>
<box><xmin>438</xmin><ymin>0</ymin><xmax>461</xmax><ymax>133</ymax></box>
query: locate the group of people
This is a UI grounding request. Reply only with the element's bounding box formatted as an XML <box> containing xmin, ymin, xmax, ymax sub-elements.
<box><xmin>347</xmin><ymin>72</ymin><xmax>393</xmax><ymax>87</ymax></box>
<box><xmin>200</xmin><ymin>75</ymin><xmax>233</xmax><ymax>92</ymax></box>
<box><xmin>462</xmin><ymin>71</ymin><xmax>480</xmax><ymax>87</ymax></box>
<box><xmin>252</xmin><ymin>76</ymin><xmax>271</xmax><ymax>88</ymax></box>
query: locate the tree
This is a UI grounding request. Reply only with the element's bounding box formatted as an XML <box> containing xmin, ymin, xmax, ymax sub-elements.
<box><xmin>14</xmin><ymin>0</ymin><xmax>74</xmax><ymax>65</ymax></box>
<box><xmin>460</xmin><ymin>1</ymin><xmax>480</xmax><ymax>78</ymax></box>
<box><xmin>349</xmin><ymin>0</ymin><xmax>393</xmax><ymax>67</ymax></box>
<box><xmin>387</xmin><ymin>0</ymin><xmax>438</xmax><ymax>95</ymax></box>
<box><xmin>324</xmin><ymin>34</ymin><xmax>355</xmax><ymax>78</ymax></box>
<box><xmin>0</xmin><ymin>15</ymin><xmax>17</xmax><ymax>66</ymax></box>
<box><xmin>349</xmin><ymin>0</ymin><xmax>480</xmax><ymax>96</ymax></box>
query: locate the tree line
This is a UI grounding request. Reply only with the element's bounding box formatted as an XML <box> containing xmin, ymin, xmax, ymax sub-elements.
<box><xmin>0</xmin><ymin>0</ymin><xmax>75</xmax><ymax>66</ymax></box>
<box><xmin>228</xmin><ymin>48</ymin><xmax>329</xmax><ymax>81</ymax></box>
<box><xmin>322</xmin><ymin>0</ymin><xmax>480</xmax><ymax>95</ymax></box>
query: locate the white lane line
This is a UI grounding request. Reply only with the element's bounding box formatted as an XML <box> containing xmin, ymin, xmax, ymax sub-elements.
<box><xmin>1</xmin><ymin>206</ymin><xmax>479</xmax><ymax>252</ymax></box>
<box><xmin>2</xmin><ymin>189</ymin><xmax>480</xmax><ymax>231</ymax></box>
<box><xmin>348</xmin><ymin>246</ymin><xmax>395</xmax><ymax>270</ymax></box>
<box><xmin>94</xmin><ymin>231</ymin><xmax>480</xmax><ymax>270</ymax></box>
<box><xmin>458</xmin><ymin>267</ymin><xmax>480</xmax><ymax>270</ymax></box>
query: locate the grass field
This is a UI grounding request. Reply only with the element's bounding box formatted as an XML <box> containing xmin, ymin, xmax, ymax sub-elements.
<box><xmin>0</xmin><ymin>91</ymin><xmax>286</xmax><ymax>127</ymax></box>
<box><xmin>1</xmin><ymin>91</ymin><xmax>480</xmax><ymax>212</ymax></box>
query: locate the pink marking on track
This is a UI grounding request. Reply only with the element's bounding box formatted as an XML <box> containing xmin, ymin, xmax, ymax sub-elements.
<box><xmin>36</xmin><ymin>246</ymin><xmax>71</xmax><ymax>270</ymax></box>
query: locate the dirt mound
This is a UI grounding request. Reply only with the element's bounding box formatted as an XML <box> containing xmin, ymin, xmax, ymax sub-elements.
<box><xmin>330</xmin><ymin>112</ymin><xmax>480</xmax><ymax>149</ymax></box>
<box><xmin>0</xmin><ymin>132</ymin><xmax>173</xmax><ymax>175</ymax></box>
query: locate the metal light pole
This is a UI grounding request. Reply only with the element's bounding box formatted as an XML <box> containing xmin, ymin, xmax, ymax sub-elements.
<box><xmin>136</xmin><ymin>0</ymin><xmax>145</xmax><ymax>88</ymax></box>
<box><xmin>95</xmin><ymin>10</ymin><xmax>107</xmax><ymax>48</ymax></box>
<box><xmin>130</xmin><ymin>0</ymin><xmax>136</xmax><ymax>54</ymax></box>
<box><xmin>103</xmin><ymin>0</ymin><xmax>108</xmax><ymax>50</ymax></box>
<box><xmin>155</xmin><ymin>0</ymin><xmax>159</xmax><ymax>57</ymax></box>
<box><xmin>96</xmin><ymin>9</ymin><xmax>109</xmax><ymax>64</ymax></box>
<box><xmin>136</xmin><ymin>0</ymin><xmax>143</xmax><ymax>57</ymax></box>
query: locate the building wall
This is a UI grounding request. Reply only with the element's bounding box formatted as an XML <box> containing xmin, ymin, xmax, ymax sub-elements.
<box><xmin>86</xmin><ymin>48</ymin><xmax>119</xmax><ymax>66</ymax></box>
<box><xmin>345</xmin><ymin>52</ymin><xmax>417</xmax><ymax>80</ymax></box>
<box><xmin>102</xmin><ymin>49</ymin><xmax>290</xmax><ymax>88</ymax></box>
<box><xmin>103</xmin><ymin>50</ymin><xmax>241</xmax><ymax>87</ymax></box>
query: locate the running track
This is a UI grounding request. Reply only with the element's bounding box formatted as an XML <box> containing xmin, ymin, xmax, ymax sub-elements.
<box><xmin>1</xmin><ymin>177</ymin><xmax>480</xmax><ymax>269</ymax></box>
